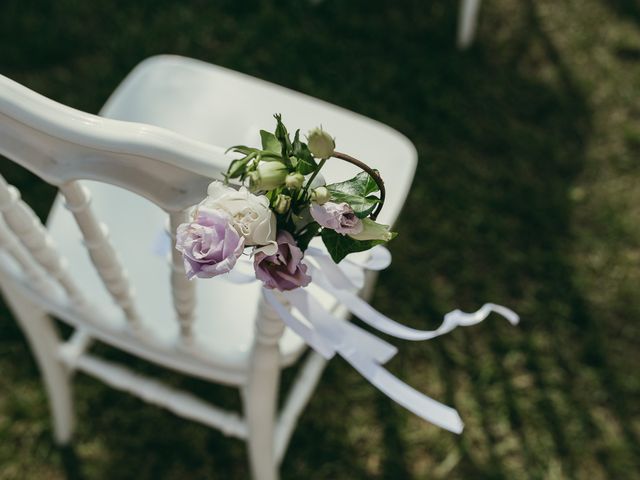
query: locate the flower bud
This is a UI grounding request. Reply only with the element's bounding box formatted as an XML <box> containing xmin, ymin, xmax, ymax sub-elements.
<box><xmin>249</xmin><ymin>161</ymin><xmax>288</xmax><ymax>191</ymax></box>
<box><xmin>311</xmin><ymin>186</ymin><xmax>330</xmax><ymax>205</ymax></box>
<box><xmin>285</xmin><ymin>172</ymin><xmax>305</xmax><ymax>190</ymax></box>
<box><xmin>307</xmin><ymin>127</ymin><xmax>335</xmax><ymax>159</ymax></box>
<box><xmin>274</xmin><ymin>194</ymin><xmax>292</xmax><ymax>214</ymax></box>
<box><xmin>348</xmin><ymin>218</ymin><xmax>396</xmax><ymax>242</ymax></box>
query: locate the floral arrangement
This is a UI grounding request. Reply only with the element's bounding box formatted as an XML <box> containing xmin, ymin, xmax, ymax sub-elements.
<box><xmin>176</xmin><ymin>114</ymin><xmax>396</xmax><ymax>291</ymax></box>
<box><xmin>173</xmin><ymin>115</ymin><xmax>520</xmax><ymax>433</ymax></box>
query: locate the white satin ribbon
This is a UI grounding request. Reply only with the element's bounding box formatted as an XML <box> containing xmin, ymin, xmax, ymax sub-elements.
<box><xmin>306</xmin><ymin>261</ymin><xmax>519</xmax><ymax>341</ymax></box>
<box><xmin>262</xmin><ymin>289</ymin><xmax>335</xmax><ymax>360</ymax></box>
<box><xmin>227</xmin><ymin>244</ymin><xmax>518</xmax><ymax>434</ymax></box>
<box><xmin>282</xmin><ymin>287</ymin><xmax>464</xmax><ymax>433</ymax></box>
<box><xmin>284</xmin><ymin>288</ymin><xmax>398</xmax><ymax>364</ymax></box>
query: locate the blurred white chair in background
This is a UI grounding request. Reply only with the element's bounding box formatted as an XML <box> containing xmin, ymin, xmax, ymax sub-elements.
<box><xmin>0</xmin><ymin>55</ymin><xmax>417</xmax><ymax>480</ymax></box>
<box><xmin>458</xmin><ymin>0</ymin><xmax>482</xmax><ymax>49</ymax></box>
<box><xmin>309</xmin><ymin>0</ymin><xmax>482</xmax><ymax>50</ymax></box>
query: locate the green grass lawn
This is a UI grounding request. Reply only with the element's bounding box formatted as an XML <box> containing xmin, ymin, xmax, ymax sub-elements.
<box><xmin>1</xmin><ymin>0</ymin><xmax>639</xmax><ymax>478</ymax></box>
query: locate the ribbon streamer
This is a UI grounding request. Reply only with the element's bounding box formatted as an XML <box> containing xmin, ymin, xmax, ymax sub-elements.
<box><xmin>306</xmin><ymin>260</ymin><xmax>519</xmax><ymax>341</ymax></box>
<box><xmin>196</xmin><ymin>238</ymin><xmax>518</xmax><ymax>434</ymax></box>
<box><xmin>282</xmin><ymin>287</ymin><xmax>464</xmax><ymax>432</ymax></box>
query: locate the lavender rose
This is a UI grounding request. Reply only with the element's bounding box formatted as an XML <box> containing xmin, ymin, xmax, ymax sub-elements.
<box><xmin>310</xmin><ymin>202</ymin><xmax>363</xmax><ymax>235</ymax></box>
<box><xmin>254</xmin><ymin>231</ymin><xmax>311</xmax><ymax>291</ymax></box>
<box><xmin>176</xmin><ymin>208</ymin><xmax>245</xmax><ymax>279</ymax></box>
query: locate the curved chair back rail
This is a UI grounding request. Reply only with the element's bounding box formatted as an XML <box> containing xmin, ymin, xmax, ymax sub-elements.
<box><xmin>0</xmin><ymin>74</ymin><xmax>227</xmax><ymax>212</ymax></box>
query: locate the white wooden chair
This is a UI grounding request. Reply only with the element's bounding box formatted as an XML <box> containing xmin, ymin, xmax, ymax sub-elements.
<box><xmin>0</xmin><ymin>55</ymin><xmax>417</xmax><ymax>480</ymax></box>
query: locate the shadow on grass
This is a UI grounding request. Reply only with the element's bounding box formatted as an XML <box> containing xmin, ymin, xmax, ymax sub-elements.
<box><xmin>366</xmin><ymin>0</ymin><xmax>614</xmax><ymax>477</ymax></box>
<box><xmin>59</xmin><ymin>445</ymin><xmax>83</xmax><ymax>480</ymax></box>
<box><xmin>602</xmin><ymin>0</ymin><xmax>640</xmax><ymax>23</ymax></box>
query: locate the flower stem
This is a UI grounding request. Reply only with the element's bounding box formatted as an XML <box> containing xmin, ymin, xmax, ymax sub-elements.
<box><xmin>301</xmin><ymin>157</ymin><xmax>328</xmax><ymax>200</ymax></box>
<box><xmin>295</xmin><ymin>221</ymin><xmax>315</xmax><ymax>235</ymax></box>
<box><xmin>332</xmin><ymin>151</ymin><xmax>386</xmax><ymax>220</ymax></box>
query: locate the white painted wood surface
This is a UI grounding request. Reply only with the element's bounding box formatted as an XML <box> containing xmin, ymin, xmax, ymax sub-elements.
<box><xmin>169</xmin><ymin>211</ymin><xmax>196</xmax><ymax>344</ymax></box>
<box><xmin>0</xmin><ymin>276</ymin><xmax>75</xmax><ymax>444</ymax></box>
<box><xmin>0</xmin><ymin>55</ymin><xmax>418</xmax><ymax>479</ymax></box>
<box><xmin>61</xmin><ymin>181</ymin><xmax>141</xmax><ymax>329</ymax></box>
<box><xmin>59</xmin><ymin>350</ymin><xmax>248</xmax><ymax>439</ymax></box>
<box><xmin>245</xmin><ymin>294</ymin><xmax>286</xmax><ymax>480</ymax></box>
<box><xmin>0</xmin><ymin>174</ymin><xmax>86</xmax><ymax>307</ymax></box>
<box><xmin>0</xmin><ymin>215</ymin><xmax>51</xmax><ymax>296</ymax></box>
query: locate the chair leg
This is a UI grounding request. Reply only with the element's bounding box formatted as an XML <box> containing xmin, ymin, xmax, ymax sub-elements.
<box><xmin>0</xmin><ymin>282</ymin><xmax>74</xmax><ymax>445</ymax></box>
<box><xmin>360</xmin><ymin>270</ymin><xmax>380</xmax><ymax>304</ymax></box>
<box><xmin>244</xmin><ymin>294</ymin><xmax>285</xmax><ymax>480</ymax></box>
<box><xmin>457</xmin><ymin>0</ymin><xmax>482</xmax><ymax>49</ymax></box>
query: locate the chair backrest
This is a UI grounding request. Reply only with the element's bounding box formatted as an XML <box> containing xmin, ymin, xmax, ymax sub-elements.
<box><xmin>100</xmin><ymin>55</ymin><xmax>418</xmax><ymax>224</ymax></box>
<box><xmin>0</xmin><ymin>73</ymin><xmax>226</xmax><ymax>344</ymax></box>
<box><xmin>0</xmin><ymin>67</ymin><xmax>418</xmax><ymax>353</ymax></box>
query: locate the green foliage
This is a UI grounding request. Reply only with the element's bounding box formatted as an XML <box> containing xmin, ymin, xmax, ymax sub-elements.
<box><xmin>296</xmin><ymin>221</ymin><xmax>321</xmax><ymax>251</ymax></box>
<box><xmin>260</xmin><ymin>130</ymin><xmax>281</xmax><ymax>154</ymax></box>
<box><xmin>326</xmin><ymin>171</ymin><xmax>381</xmax><ymax>218</ymax></box>
<box><xmin>292</xmin><ymin>130</ymin><xmax>318</xmax><ymax>174</ymax></box>
<box><xmin>320</xmin><ymin>228</ymin><xmax>385</xmax><ymax>263</ymax></box>
<box><xmin>225</xmin><ymin>116</ymin><xmax>323</xmax><ymax>185</ymax></box>
<box><xmin>225</xmin><ymin>150</ymin><xmax>256</xmax><ymax>179</ymax></box>
<box><xmin>273</xmin><ymin>113</ymin><xmax>293</xmax><ymax>160</ymax></box>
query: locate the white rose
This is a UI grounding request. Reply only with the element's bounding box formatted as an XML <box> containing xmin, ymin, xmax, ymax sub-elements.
<box><xmin>202</xmin><ymin>181</ymin><xmax>278</xmax><ymax>255</ymax></box>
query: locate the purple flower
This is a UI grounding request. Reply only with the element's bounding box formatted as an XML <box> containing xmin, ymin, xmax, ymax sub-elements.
<box><xmin>254</xmin><ymin>231</ymin><xmax>312</xmax><ymax>291</ymax></box>
<box><xmin>176</xmin><ymin>208</ymin><xmax>245</xmax><ymax>279</ymax></box>
<box><xmin>310</xmin><ymin>202</ymin><xmax>363</xmax><ymax>235</ymax></box>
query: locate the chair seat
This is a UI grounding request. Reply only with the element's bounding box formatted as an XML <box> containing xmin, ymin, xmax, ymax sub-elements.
<box><xmin>99</xmin><ymin>55</ymin><xmax>417</xmax><ymax>228</ymax></box>
<box><xmin>45</xmin><ymin>55</ymin><xmax>416</xmax><ymax>385</ymax></box>
<box><xmin>47</xmin><ymin>180</ymin><xmax>315</xmax><ymax>385</ymax></box>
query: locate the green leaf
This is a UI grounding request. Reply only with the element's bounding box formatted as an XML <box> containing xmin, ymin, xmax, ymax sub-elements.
<box><xmin>326</xmin><ymin>191</ymin><xmax>380</xmax><ymax>218</ymax></box>
<box><xmin>274</xmin><ymin>113</ymin><xmax>292</xmax><ymax>158</ymax></box>
<box><xmin>259</xmin><ymin>151</ymin><xmax>284</xmax><ymax>160</ymax></box>
<box><xmin>260</xmin><ymin>130</ymin><xmax>280</xmax><ymax>154</ymax></box>
<box><xmin>296</xmin><ymin>222</ymin><xmax>321</xmax><ymax>251</ymax></box>
<box><xmin>292</xmin><ymin>130</ymin><xmax>317</xmax><ymax>175</ymax></box>
<box><xmin>327</xmin><ymin>171</ymin><xmax>380</xmax><ymax>197</ymax></box>
<box><xmin>325</xmin><ymin>171</ymin><xmax>381</xmax><ymax>217</ymax></box>
<box><xmin>320</xmin><ymin>228</ymin><xmax>385</xmax><ymax>263</ymax></box>
<box><xmin>226</xmin><ymin>152</ymin><xmax>256</xmax><ymax>179</ymax></box>
<box><xmin>226</xmin><ymin>145</ymin><xmax>258</xmax><ymax>155</ymax></box>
